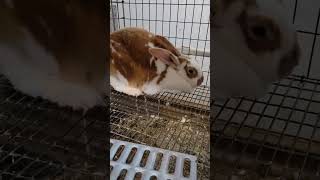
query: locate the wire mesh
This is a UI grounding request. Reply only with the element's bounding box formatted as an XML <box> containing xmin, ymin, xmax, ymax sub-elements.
<box><xmin>212</xmin><ymin>0</ymin><xmax>320</xmax><ymax>179</ymax></box>
<box><xmin>111</xmin><ymin>88</ymin><xmax>209</xmax><ymax>179</ymax></box>
<box><xmin>212</xmin><ymin>75</ymin><xmax>320</xmax><ymax>179</ymax></box>
<box><xmin>110</xmin><ymin>0</ymin><xmax>210</xmax><ymax>179</ymax></box>
<box><xmin>0</xmin><ymin>75</ymin><xmax>107</xmax><ymax>179</ymax></box>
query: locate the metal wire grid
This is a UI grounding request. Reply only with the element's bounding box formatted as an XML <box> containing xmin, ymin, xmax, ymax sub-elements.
<box><xmin>110</xmin><ymin>87</ymin><xmax>209</xmax><ymax>179</ymax></box>
<box><xmin>110</xmin><ymin>0</ymin><xmax>211</xmax><ymax>179</ymax></box>
<box><xmin>212</xmin><ymin>0</ymin><xmax>320</xmax><ymax>179</ymax></box>
<box><xmin>0</xmin><ymin>75</ymin><xmax>107</xmax><ymax>179</ymax></box>
<box><xmin>212</xmin><ymin>76</ymin><xmax>320</xmax><ymax>179</ymax></box>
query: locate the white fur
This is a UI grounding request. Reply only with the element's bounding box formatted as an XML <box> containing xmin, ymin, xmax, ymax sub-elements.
<box><xmin>188</xmin><ymin>57</ymin><xmax>202</xmax><ymax>75</ymax></box>
<box><xmin>154</xmin><ymin>58</ymin><xmax>166</xmax><ymax>74</ymax></box>
<box><xmin>110</xmin><ymin>71</ymin><xmax>142</xmax><ymax>96</ymax></box>
<box><xmin>177</xmin><ymin>60</ymin><xmax>203</xmax><ymax>89</ymax></box>
<box><xmin>149</xmin><ymin>57</ymin><xmax>154</xmax><ymax>66</ymax></box>
<box><xmin>142</xmin><ymin>78</ymin><xmax>160</xmax><ymax>95</ymax></box>
<box><xmin>147</xmin><ymin>42</ymin><xmax>155</xmax><ymax>48</ymax></box>
<box><xmin>0</xmin><ymin>29</ymin><xmax>103</xmax><ymax>110</ymax></box>
<box><xmin>160</xmin><ymin>67</ymin><xmax>194</xmax><ymax>93</ymax></box>
<box><xmin>141</xmin><ymin>67</ymin><xmax>194</xmax><ymax>95</ymax></box>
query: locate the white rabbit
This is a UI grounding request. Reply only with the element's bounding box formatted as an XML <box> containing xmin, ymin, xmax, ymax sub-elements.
<box><xmin>212</xmin><ymin>0</ymin><xmax>300</xmax><ymax>101</ymax></box>
<box><xmin>0</xmin><ymin>0</ymin><xmax>107</xmax><ymax>110</ymax></box>
<box><xmin>110</xmin><ymin>27</ymin><xmax>204</xmax><ymax>96</ymax></box>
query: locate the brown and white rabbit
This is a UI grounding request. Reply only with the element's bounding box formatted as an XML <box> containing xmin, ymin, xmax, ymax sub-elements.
<box><xmin>212</xmin><ymin>0</ymin><xmax>301</xmax><ymax>100</ymax></box>
<box><xmin>0</xmin><ymin>0</ymin><xmax>107</xmax><ymax>110</ymax></box>
<box><xmin>110</xmin><ymin>27</ymin><xmax>204</xmax><ymax>96</ymax></box>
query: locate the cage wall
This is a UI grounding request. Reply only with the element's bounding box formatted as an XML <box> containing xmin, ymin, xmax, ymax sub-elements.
<box><xmin>110</xmin><ymin>0</ymin><xmax>210</xmax><ymax>179</ymax></box>
<box><xmin>212</xmin><ymin>0</ymin><xmax>320</xmax><ymax>179</ymax></box>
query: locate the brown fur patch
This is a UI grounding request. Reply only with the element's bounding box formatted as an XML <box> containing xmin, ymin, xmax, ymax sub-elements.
<box><xmin>157</xmin><ymin>65</ymin><xmax>169</xmax><ymax>84</ymax></box>
<box><xmin>110</xmin><ymin>27</ymin><xmax>158</xmax><ymax>88</ymax></box>
<box><xmin>237</xmin><ymin>10</ymin><xmax>281</xmax><ymax>54</ymax></box>
<box><xmin>111</xmin><ymin>40</ymin><xmax>135</xmax><ymax>81</ymax></box>
<box><xmin>110</xmin><ymin>27</ymin><xmax>187</xmax><ymax>88</ymax></box>
<box><xmin>6</xmin><ymin>0</ymin><xmax>107</xmax><ymax>90</ymax></box>
<box><xmin>178</xmin><ymin>56</ymin><xmax>188</xmax><ymax>64</ymax></box>
<box><xmin>152</xmin><ymin>35</ymin><xmax>181</xmax><ymax>56</ymax></box>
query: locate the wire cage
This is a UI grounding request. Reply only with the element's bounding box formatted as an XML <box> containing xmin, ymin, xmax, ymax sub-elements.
<box><xmin>0</xmin><ymin>75</ymin><xmax>107</xmax><ymax>179</ymax></box>
<box><xmin>212</xmin><ymin>0</ymin><xmax>320</xmax><ymax>179</ymax></box>
<box><xmin>110</xmin><ymin>0</ymin><xmax>210</xmax><ymax>179</ymax></box>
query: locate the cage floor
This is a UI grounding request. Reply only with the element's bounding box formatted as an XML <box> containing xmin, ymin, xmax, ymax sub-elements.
<box><xmin>110</xmin><ymin>139</ymin><xmax>198</xmax><ymax>180</ymax></box>
<box><xmin>212</xmin><ymin>76</ymin><xmax>320</xmax><ymax>180</ymax></box>
<box><xmin>0</xmin><ymin>75</ymin><xmax>107</xmax><ymax>179</ymax></box>
<box><xmin>110</xmin><ymin>86</ymin><xmax>210</xmax><ymax>179</ymax></box>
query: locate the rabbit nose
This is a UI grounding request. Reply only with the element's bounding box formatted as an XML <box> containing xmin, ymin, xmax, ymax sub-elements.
<box><xmin>197</xmin><ymin>76</ymin><xmax>204</xmax><ymax>86</ymax></box>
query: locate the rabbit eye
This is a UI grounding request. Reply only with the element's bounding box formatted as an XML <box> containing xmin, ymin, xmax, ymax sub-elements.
<box><xmin>245</xmin><ymin>15</ymin><xmax>281</xmax><ymax>44</ymax></box>
<box><xmin>239</xmin><ymin>13</ymin><xmax>281</xmax><ymax>52</ymax></box>
<box><xmin>248</xmin><ymin>23</ymin><xmax>273</xmax><ymax>42</ymax></box>
<box><xmin>185</xmin><ymin>66</ymin><xmax>198</xmax><ymax>78</ymax></box>
<box><xmin>251</xmin><ymin>26</ymin><xmax>267</xmax><ymax>39</ymax></box>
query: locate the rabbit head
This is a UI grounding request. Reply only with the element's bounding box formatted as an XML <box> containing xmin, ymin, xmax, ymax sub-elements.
<box><xmin>148</xmin><ymin>35</ymin><xmax>204</xmax><ymax>92</ymax></box>
<box><xmin>213</xmin><ymin>0</ymin><xmax>300</xmax><ymax>83</ymax></box>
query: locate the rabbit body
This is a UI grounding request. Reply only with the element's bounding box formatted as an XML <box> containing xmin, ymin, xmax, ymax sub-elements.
<box><xmin>0</xmin><ymin>0</ymin><xmax>107</xmax><ymax>110</ymax></box>
<box><xmin>110</xmin><ymin>27</ymin><xmax>204</xmax><ymax>96</ymax></box>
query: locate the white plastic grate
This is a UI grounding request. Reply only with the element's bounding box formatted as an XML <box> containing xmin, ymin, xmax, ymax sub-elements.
<box><xmin>110</xmin><ymin>139</ymin><xmax>198</xmax><ymax>180</ymax></box>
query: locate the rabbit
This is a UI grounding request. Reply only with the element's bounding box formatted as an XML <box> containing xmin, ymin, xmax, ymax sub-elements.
<box><xmin>110</xmin><ymin>27</ymin><xmax>204</xmax><ymax>96</ymax></box>
<box><xmin>212</xmin><ymin>0</ymin><xmax>301</xmax><ymax>101</ymax></box>
<box><xmin>0</xmin><ymin>0</ymin><xmax>107</xmax><ymax>111</ymax></box>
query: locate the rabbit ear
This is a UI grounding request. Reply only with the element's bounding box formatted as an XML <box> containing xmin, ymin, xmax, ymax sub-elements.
<box><xmin>148</xmin><ymin>47</ymin><xmax>180</xmax><ymax>67</ymax></box>
<box><xmin>152</xmin><ymin>35</ymin><xmax>181</xmax><ymax>56</ymax></box>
